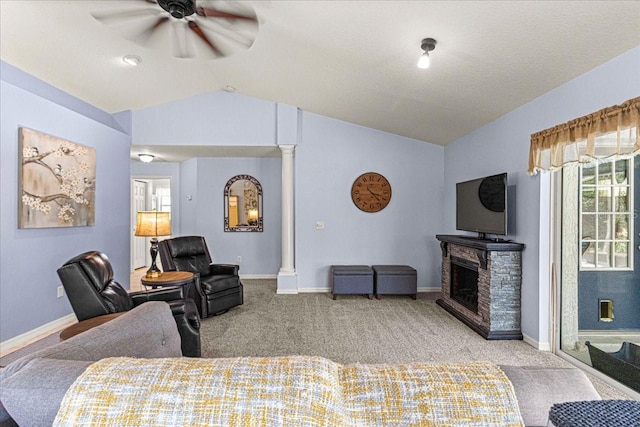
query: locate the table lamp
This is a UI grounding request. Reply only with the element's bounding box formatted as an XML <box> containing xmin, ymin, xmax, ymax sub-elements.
<box><xmin>135</xmin><ymin>211</ymin><xmax>171</xmax><ymax>278</ymax></box>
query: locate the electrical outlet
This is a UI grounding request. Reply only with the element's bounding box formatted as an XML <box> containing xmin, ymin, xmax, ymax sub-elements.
<box><xmin>57</xmin><ymin>286</ymin><xmax>64</xmax><ymax>298</ymax></box>
<box><xmin>236</xmin><ymin>256</ymin><xmax>242</xmax><ymax>263</ymax></box>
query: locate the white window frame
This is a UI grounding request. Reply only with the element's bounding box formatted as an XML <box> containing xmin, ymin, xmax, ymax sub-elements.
<box><xmin>579</xmin><ymin>158</ymin><xmax>634</xmax><ymax>271</ymax></box>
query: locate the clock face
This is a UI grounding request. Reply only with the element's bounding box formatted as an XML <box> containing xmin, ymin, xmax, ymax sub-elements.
<box><xmin>478</xmin><ymin>175</ymin><xmax>505</xmax><ymax>212</ymax></box>
<box><xmin>351</xmin><ymin>172</ymin><xmax>392</xmax><ymax>212</ymax></box>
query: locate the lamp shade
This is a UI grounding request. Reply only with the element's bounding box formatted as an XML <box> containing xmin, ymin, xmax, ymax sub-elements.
<box><xmin>135</xmin><ymin>211</ymin><xmax>171</xmax><ymax>237</ymax></box>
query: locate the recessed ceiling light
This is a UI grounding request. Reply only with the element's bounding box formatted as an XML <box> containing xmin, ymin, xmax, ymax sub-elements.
<box><xmin>122</xmin><ymin>55</ymin><xmax>142</xmax><ymax>66</ymax></box>
<box><xmin>138</xmin><ymin>154</ymin><xmax>154</xmax><ymax>162</ymax></box>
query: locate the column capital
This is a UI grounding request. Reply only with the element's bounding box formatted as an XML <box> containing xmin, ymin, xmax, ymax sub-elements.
<box><xmin>279</xmin><ymin>144</ymin><xmax>295</xmax><ymax>155</ymax></box>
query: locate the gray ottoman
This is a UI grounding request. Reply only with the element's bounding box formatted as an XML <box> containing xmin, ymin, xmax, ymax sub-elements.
<box><xmin>330</xmin><ymin>265</ymin><xmax>374</xmax><ymax>300</ymax></box>
<box><xmin>372</xmin><ymin>265</ymin><xmax>417</xmax><ymax>299</ymax></box>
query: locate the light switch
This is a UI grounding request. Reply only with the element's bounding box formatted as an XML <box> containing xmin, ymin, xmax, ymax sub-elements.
<box><xmin>316</xmin><ymin>221</ymin><xmax>325</xmax><ymax>230</ymax></box>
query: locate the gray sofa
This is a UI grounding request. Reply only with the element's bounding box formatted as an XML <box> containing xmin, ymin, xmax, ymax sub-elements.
<box><xmin>0</xmin><ymin>301</ymin><xmax>601</xmax><ymax>426</ymax></box>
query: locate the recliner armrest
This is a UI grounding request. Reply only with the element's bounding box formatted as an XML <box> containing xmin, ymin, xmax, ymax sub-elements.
<box><xmin>130</xmin><ymin>286</ymin><xmax>185</xmax><ymax>305</ymax></box>
<box><xmin>210</xmin><ymin>264</ymin><xmax>239</xmax><ymax>275</ymax></box>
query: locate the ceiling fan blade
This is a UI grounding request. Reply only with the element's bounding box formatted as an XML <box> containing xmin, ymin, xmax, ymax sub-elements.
<box><xmin>188</xmin><ymin>21</ymin><xmax>223</xmax><ymax>56</ymax></box>
<box><xmin>196</xmin><ymin>6</ymin><xmax>256</xmax><ymax>22</ymax></box>
<box><xmin>136</xmin><ymin>16</ymin><xmax>170</xmax><ymax>41</ymax></box>
<box><xmin>91</xmin><ymin>7</ymin><xmax>162</xmax><ymax>23</ymax></box>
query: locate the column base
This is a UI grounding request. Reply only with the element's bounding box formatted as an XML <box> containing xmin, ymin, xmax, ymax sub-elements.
<box><xmin>277</xmin><ymin>271</ymin><xmax>298</xmax><ymax>294</ymax></box>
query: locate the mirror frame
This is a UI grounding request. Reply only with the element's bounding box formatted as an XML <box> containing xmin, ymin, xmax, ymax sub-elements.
<box><xmin>224</xmin><ymin>174</ymin><xmax>263</xmax><ymax>232</ymax></box>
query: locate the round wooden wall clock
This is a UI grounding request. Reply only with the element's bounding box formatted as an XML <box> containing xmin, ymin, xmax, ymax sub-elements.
<box><xmin>351</xmin><ymin>172</ymin><xmax>392</xmax><ymax>212</ymax></box>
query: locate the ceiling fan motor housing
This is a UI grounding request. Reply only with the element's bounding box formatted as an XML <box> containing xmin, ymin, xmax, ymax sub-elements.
<box><xmin>158</xmin><ymin>0</ymin><xmax>196</xmax><ymax>19</ymax></box>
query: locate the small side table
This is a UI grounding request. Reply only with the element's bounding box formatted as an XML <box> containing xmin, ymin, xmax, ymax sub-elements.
<box><xmin>141</xmin><ymin>271</ymin><xmax>194</xmax><ymax>289</ymax></box>
<box><xmin>60</xmin><ymin>312</ymin><xmax>123</xmax><ymax>340</ymax></box>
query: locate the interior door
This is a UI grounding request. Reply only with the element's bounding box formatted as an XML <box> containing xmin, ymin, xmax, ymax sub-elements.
<box><xmin>133</xmin><ymin>180</ymin><xmax>147</xmax><ymax>269</ymax></box>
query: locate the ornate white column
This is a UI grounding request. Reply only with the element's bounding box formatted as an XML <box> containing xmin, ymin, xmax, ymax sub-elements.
<box><xmin>280</xmin><ymin>144</ymin><xmax>295</xmax><ymax>273</ymax></box>
<box><xmin>277</xmin><ymin>144</ymin><xmax>297</xmax><ymax>293</ymax></box>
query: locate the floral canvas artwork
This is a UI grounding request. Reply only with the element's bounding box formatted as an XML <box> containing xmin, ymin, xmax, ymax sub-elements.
<box><xmin>19</xmin><ymin>127</ymin><xmax>96</xmax><ymax>228</ymax></box>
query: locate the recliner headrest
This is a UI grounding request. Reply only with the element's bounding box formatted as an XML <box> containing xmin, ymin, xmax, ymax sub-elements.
<box><xmin>166</xmin><ymin>236</ymin><xmax>208</xmax><ymax>258</ymax></box>
<box><xmin>63</xmin><ymin>251</ymin><xmax>113</xmax><ymax>292</ymax></box>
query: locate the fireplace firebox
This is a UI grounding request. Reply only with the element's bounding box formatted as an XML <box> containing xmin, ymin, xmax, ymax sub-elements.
<box><xmin>436</xmin><ymin>235</ymin><xmax>524</xmax><ymax>340</ymax></box>
<box><xmin>450</xmin><ymin>256</ymin><xmax>479</xmax><ymax>313</ymax></box>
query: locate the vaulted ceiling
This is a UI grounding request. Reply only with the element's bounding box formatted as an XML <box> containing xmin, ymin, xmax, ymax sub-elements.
<box><xmin>1</xmin><ymin>1</ymin><xmax>639</xmax><ymax>148</ymax></box>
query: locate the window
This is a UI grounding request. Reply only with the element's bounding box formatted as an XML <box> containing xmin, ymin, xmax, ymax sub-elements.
<box><xmin>580</xmin><ymin>158</ymin><xmax>633</xmax><ymax>270</ymax></box>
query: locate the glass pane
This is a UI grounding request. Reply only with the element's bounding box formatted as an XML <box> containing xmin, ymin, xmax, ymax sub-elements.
<box><xmin>598</xmin><ymin>162</ymin><xmax>612</xmax><ymax>185</ymax></box>
<box><xmin>581</xmin><ymin>241</ymin><xmax>596</xmax><ymax>268</ymax></box>
<box><xmin>582</xmin><ymin>188</ymin><xmax>596</xmax><ymax>212</ymax></box>
<box><xmin>596</xmin><ymin>242</ymin><xmax>611</xmax><ymax>268</ymax></box>
<box><xmin>582</xmin><ymin>214</ymin><xmax>595</xmax><ymax>239</ymax></box>
<box><xmin>597</xmin><ymin>189</ymin><xmax>612</xmax><ymax>212</ymax></box>
<box><xmin>614</xmin><ymin>187</ymin><xmax>629</xmax><ymax>213</ymax></box>
<box><xmin>614</xmin><ymin>159</ymin><xmax>629</xmax><ymax>184</ymax></box>
<box><xmin>582</xmin><ymin>163</ymin><xmax>596</xmax><ymax>185</ymax></box>
<box><xmin>614</xmin><ymin>215</ymin><xmax>629</xmax><ymax>240</ymax></box>
<box><xmin>614</xmin><ymin>242</ymin><xmax>629</xmax><ymax>268</ymax></box>
<box><xmin>597</xmin><ymin>214</ymin><xmax>612</xmax><ymax>239</ymax></box>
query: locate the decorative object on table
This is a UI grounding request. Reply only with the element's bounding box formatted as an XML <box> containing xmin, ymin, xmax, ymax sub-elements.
<box><xmin>90</xmin><ymin>0</ymin><xmax>258</xmax><ymax>59</ymax></box>
<box><xmin>351</xmin><ymin>172</ymin><xmax>392</xmax><ymax>212</ymax></box>
<box><xmin>18</xmin><ymin>127</ymin><xmax>96</xmax><ymax>228</ymax></box>
<box><xmin>224</xmin><ymin>174</ymin><xmax>263</xmax><ymax>232</ymax></box>
<box><xmin>135</xmin><ymin>211</ymin><xmax>172</xmax><ymax>278</ymax></box>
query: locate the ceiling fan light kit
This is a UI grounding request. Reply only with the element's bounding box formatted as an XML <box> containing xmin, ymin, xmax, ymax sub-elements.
<box><xmin>158</xmin><ymin>0</ymin><xmax>196</xmax><ymax>19</ymax></box>
<box><xmin>418</xmin><ymin>37</ymin><xmax>437</xmax><ymax>69</ymax></box>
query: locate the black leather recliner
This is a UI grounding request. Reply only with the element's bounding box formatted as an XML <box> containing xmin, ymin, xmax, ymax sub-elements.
<box><xmin>57</xmin><ymin>250</ymin><xmax>201</xmax><ymax>357</ymax></box>
<box><xmin>159</xmin><ymin>236</ymin><xmax>243</xmax><ymax>319</ymax></box>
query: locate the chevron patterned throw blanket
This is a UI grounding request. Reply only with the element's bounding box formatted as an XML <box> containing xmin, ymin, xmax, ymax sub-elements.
<box><xmin>54</xmin><ymin>356</ymin><xmax>523</xmax><ymax>426</ymax></box>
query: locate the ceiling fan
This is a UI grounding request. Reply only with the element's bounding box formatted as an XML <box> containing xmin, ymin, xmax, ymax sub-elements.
<box><xmin>91</xmin><ymin>0</ymin><xmax>258</xmax><ymax>59</ymax></box>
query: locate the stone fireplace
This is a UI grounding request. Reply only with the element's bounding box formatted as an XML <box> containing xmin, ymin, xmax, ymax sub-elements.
<box><xmin>436</xmin><ymin>235</ymin><xmax>524</xmax><ymax>340</ymax></box>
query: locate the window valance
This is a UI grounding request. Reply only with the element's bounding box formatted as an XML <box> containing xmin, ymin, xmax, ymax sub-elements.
<box><xmin>528</xmin><ymin>96</ymin><xmax>639</xmax><ymax>175</ymax></box>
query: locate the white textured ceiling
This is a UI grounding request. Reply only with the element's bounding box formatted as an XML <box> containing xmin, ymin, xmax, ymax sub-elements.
<box><xmin>2</xmin><ymin>1</ymin><xmax>639</xmax><ymax>155</ymax></box>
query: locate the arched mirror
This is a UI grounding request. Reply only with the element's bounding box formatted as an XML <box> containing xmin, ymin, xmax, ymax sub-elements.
<box><xmin>224</xmin><ymin>174</ymin><xmax>263</xmax><ymax>232</ymax></box>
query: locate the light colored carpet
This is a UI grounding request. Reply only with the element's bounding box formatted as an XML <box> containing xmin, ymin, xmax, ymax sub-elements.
<box><xmin>201</xmin><ymin>279</ymin><xmax>631</xmax><ymax>400</ymax></box>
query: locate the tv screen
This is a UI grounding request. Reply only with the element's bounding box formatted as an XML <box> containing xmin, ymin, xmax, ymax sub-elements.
<box><xmin>456</xmin><ymin>173</ymin><xmax>507</xmax><ymax>236</ymax></box>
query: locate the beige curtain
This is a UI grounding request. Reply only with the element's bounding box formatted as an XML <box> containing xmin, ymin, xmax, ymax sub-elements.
<box><xmin>528</xmin><ymin>96</ymin><xmax>640</xmax><ymax>175</ymax></box>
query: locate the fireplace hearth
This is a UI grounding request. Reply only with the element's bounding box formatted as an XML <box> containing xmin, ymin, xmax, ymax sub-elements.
<box><xmin>436</xmin><ymin>235</ymin><xmax>524</xmax><ymax>340</ymax></box>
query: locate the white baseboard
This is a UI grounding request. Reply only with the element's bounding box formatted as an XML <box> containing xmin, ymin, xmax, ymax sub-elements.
<box><xmin>298</xmin><ymin>287</ymin><xmax>330</xmax><ymax>293</ymax></box>
<box><xmin>276</xmin><ymin>289</ymin><xmax>299</xmax><ymax>295</ymax></box>
<box><xmin>291</xmin><ymin>286</ymin><xmax>440</xmax><ymax>294</ymax></box>
<box><xmin>418</xmin><ymin>286</ymin><xmax>441</xmax><ymax>293</ymax></box>
<box><xmin>522</xmin><ymin>333</ymin><xmax>551</xmax><ymax>351</ymax></box>
<box><xmin>239</xmin><ymin>274</ymin><xmax>277</xmax><ymax>280</ymax></box>
<box><xmin>0</xmin><ymin>313</ymin><xmax>77</xmax><ymax>356</ymax></box>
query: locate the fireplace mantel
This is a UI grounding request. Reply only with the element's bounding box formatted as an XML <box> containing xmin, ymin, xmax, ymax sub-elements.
<box><xmin>435</xmin><ymin>234</ymin><xmax>524</xmax><ymax>340</ymax></box>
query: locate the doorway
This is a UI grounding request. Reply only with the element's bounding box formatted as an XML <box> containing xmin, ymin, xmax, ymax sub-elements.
<box><xmin>130</xmin><ymin>177</ymin><xmax>172</xmax><ymax>275</ymax></box>
<box><xmin>553</xmin><ymin>156</ymin><xmax>640</xmax><ymax>393</ymax></box>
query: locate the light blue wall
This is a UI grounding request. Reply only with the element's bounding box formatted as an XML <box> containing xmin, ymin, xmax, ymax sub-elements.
<box><xmin>194</xmin><ymin>157</ymin><xmax>281</xmax><ymax>274</ymax></box>
<box><xmin>1</xmin><ymin>64</ymin><xmax>131</xmax><ymax>342</ymax></box>
<box><xmin>132</xmin><ymin>91</ymin><xmax>276</xmax><ymax>146</ymax></box>
<box><xmin>295</xmin><ymin>112</ymin><xmax>445</xmax><ymax>289</ymax></box>
<box><xmin>443</xmin><ymin>45</ymin><xmax>640</xmax><ymax>345</ymax></box>
<box><xmin>132</xmin><ymin>157</ymin><xmax>282</xmax><ymax>275</ymax></box>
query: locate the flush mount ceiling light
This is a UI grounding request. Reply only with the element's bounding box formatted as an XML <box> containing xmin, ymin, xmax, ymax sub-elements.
<box><xmin>138</xmin><ymin>154</ymin><xmax>155</xmax><ymax>163</ymax></box>
<box><xmin>122</xmin><ymin>54</ymin><xmax>142</xmax><ymax>66</ymax></box>
<box><xmin>417</xmin><ymin>38</ymin><xmax>437</xmax><ymax>69</ymax></box>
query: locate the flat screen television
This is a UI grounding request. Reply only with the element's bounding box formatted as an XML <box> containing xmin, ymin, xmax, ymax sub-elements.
<box><xmin>456</xmin><ymin>172</ymin><xmax>507</xmax><ymax>238</ymax></box>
